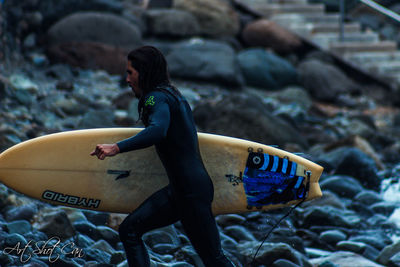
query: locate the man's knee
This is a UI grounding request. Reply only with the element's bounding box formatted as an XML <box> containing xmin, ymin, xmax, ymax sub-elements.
<box><xmin>119</xmin><ymin>218</ymin><xmax>142</xmax><ymax>243</ymax></box>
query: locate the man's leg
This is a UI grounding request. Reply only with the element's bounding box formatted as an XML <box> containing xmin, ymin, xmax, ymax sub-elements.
<box><xmin>180</xmin><ymin>198</ymin><xmax>235</xmax><ymax>267</ymax></box>
<box><xmin>119</xmin><ymin>186</ymin><xmax>179</xmax><ymax>267</ymax></box>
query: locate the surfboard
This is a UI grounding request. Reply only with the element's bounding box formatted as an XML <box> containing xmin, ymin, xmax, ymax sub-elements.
<box><xmin>0</xmin><ymin>128</ymin><xmax>323</xmax><ymax>215</ymax></box>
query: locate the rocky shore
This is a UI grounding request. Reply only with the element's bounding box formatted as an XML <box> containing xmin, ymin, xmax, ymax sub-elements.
<box><xmin>1</xmin><ymin>0</ymin><xmax>400</xmax><ymax>266</ymax></box>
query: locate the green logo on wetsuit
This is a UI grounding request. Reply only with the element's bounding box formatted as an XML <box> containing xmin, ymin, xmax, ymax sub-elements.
<box><xmin>145</xmin><ymin>96</ymin><xmax>155</xmax><ymax>107</ymax></box>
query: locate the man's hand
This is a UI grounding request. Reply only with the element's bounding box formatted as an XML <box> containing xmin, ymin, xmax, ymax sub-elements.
<box><xmin>90</xmin><ymin>144</ymin><xmax>120</xmax><ymax>160</ymax></box>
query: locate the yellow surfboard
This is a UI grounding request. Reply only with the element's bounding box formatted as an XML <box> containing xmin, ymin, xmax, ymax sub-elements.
<box><xmin>0</xmin><ymin>128</ymin><xmax>323</xmax><ymax>214</ymax></box>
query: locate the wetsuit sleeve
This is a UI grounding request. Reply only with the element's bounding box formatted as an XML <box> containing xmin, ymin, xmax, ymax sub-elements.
<box><xmin>117</xmin><ymin>92</ymin><xmax>170</xmax><ymax>152</ymax></box>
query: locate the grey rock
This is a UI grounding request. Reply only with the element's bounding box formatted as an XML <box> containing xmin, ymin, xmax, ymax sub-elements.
<box><xmin>84</xmin><ymin>247</ymin><xmax>112</xmax><ymax>264</ymax></box>
<box><xmin>334</xmin><ymin>148</ymin><xmax>381</xmax><ymax>191</ymax></box>
<box><xmin>237</xmin><ymin>48</ymin><xmax>297</xmax><ymax>89</ymax></box>
<box><xmin>37</xmin><ymin>0</ymin><xmax>123</xmax><ymax>29</ymax></box>
<box><xmin>9</xmin><ymin>74</ymin><xmax>39</xmax><ymax>93</ymax></box>
<box><xmin>73</xmin><ymin>234</ymin><xmax>96</xmax><ymax>248</ymax></box>
<box><xmin>350</xmin><ymin>233</ymin><xmax>392</xmax><ymax>251</ymax></box>
<box><xmin>302</xmin><ymin>191</ymin><xmax>345</xmax><ymax>210</ymax></box>
<box><xmin>33</xmin><ymin>209</ymin><xmax>75</xmax><ymax>240</ymax></box>
<box><xmin>83</xmin><ymin>211</ymin><xmax>109</xmax><ymax>226</ymax></box>
<box><xmin>370</xmin><ymin>202</ymin><xmax>397</xmax><ymax>217</ymax></box>
<box><xmin>21</xmin><ymin>258</ymin><xmax>49</xmax><ymax>267</ymax></box>
<box><xmin>4</xmin><ymin>203</ymin><xmax>38</xmax><ymax>221</ymax></box>
<box><xmin>318</xmin><ymin>260</ymin><xmax>340</xmax><ymax>267</ymax></box>
<box><xmin>354</xmin><ymin>190</ymin><xmax>383</xmax><ymax>205</ymax></box>
<box><xmin>143</xmin><ymin>228</ymin><xmax>180</xmax><ymax>248</ymax></box>
<box><xmin>319</xmin><ymin>230</ymin><xmax>347</xmax><ymax>246</ymax></box>
<box><xmin>320</xmin><ymin>175</ymin><xmax>364</xmax><ymax>198</ymax></box>
<box><xmin>378</xmin><ymin>241</ymin><xmax>400</xmax><ymax>265</ymax></box>
<box><xmin>3</xmin><ymin>233</ymin><xmax>28</xmax><ymax>247</ymax></box>
<box><xmin>152</xmin><ymin>243</ymin><xmax>177</xmax><ymax>254</ymax></box>
<box><xmin>56</xmin><ymin>80</ymin><xmax>74</xmax><ymax>92</ymax></box>
<box><xmin>242</xmin><ymin>19</ymin><xmax>302</xmax><ymax>55</ymax></box>
<box><xmin>193</xmin><ymin>93</ymin><xmax>308</xmax><ymax>149</ymax></box>
<box><xmin>272</xmin><ymin>259</ymin><xmax>301</xmax><ymax>267</ymax></box>
<box><xmin>173</xmin><ymin>0</ymin><xmax>240</xmax><ymax>37</ymax></box>
<box><xmin>53</xmin><ymin>97</ymin><xmax>88</xmax><ymax>116</ymax></box>
<box><xmin>47</xmin><ymin>40</ymin><xmax>129</xmax><ymax>76</ymax></box>
<box><xmin>170</xmin><ymin>262</ymin><xmax>195</xmax><ymax>267</ymax></box>
<box><xmin>89</xmin><ymin>239</ymin><xmax>115</xmax><ymax>255</ymax></box>
<box><xmin>23</xmin><ymin>230</ymin><xmax>48</xmax><ymax>243</ymax></box>
<box><xmin>336</xmin><ymin>240</ymin><xmax>366</xmax><ymax>253</ymax></box>
<box><xmin>112</xmin><ymin>89</ymin><xmax>135</xmax><ymax>110</ymax></box>
<box><xmin>0</xmin><ymin>251</ymin><xmax>14</xmax><ymax>266</ymax></box>
<box><xmin>238</xmin><ymin>241</ymin><xmax>308</xmax><ymax>266</ymax></box>
<box><xmin>362</xmin><ymin>245</ymin><xmax>381</xmax><ymax>262</ymax></box>
<box><xmin>388</xmin><ymin>251</ymin><xmax>400</xmax><ymax>267</ymax></box>
<box><xmin>0</xmin><ymin>184</ymin><xmax>10</xmax><ymax>209</ymax></box>
<box><xmin>167</xmin><ymin>39</ymin><xmax>244</xmax><ymax>87</ymax></box>
<box><xmin>178</xmin><ymin>245</ymin><xmax>204</xmax><ymax>267</ymax></box>
<box><xmin>47</xmin><ymin>12</ymin><xmax>141</xmax><ymax>50</ymax></box>
<box><xmin>73</xmin><ymin>221</ymin><xmax>101</xmax><ymax>241</ymax></box>
<box><xmin>301</xmin><ymin>206</ymin><xmax>359</xmax><ymax>228</ymax></box>
<box><xmin>367</xmin><ymin>214</ymin><xmax>389</xmax><ymax>226</ymax></box>
<box><xmin>145</xmin><ymin>9</ymin><xmax>200</xmax><ymax>37</ymax></box>
<box><xmin>78</xmin><ymin>109</ymin><xmax>116</xmax><ymax>129</ymax></box>
<box><xmin>297</xmin><ymin>59</ymin><xmax>358</xmax><ymax>102</ymax></box>
<box><xmin>216</xmin><ymin>214</ymin><xmax>246</xmax><ymax>227</ymax></box>
<box><xmin>269</xmin><ymin>234</ymin><xmax>306</xmax><ymax>255</ymax></box>
<box><xmin>5</xmin><ymin>220</ymin><xmax>31</xmax><ymax>235</ymax></box>
<box><xmin>269</xmin><ymin>86</ymin><xmax>313</xmax><ymax>111</ymax></box>
<box><xmin>220</xmin><ymin>232</ymin><xmax>238</xmax><ymax>253</ymax></box>
<box><xmin>97</xmin><ymin>226</ymin><xmax>120</xmax><ymax>248</ymax></box>
<box><xmin>110</xmin><ymin>251</ymin><xmax>126</xmax><ymax>265</ymax></box>
<box><xmin>49</xmin><ymin>256</ymin><xmax>81</xmax><ymax>266</ymax></box>
<box><xmin>311</xmin><ymin>252</ymin><xmax>384</xmax><ymax>267</ymax></box>
<box><xmin>223</xmin><ymin>225</ymin><xmax>257</xmax><ymax>242</ymax></box>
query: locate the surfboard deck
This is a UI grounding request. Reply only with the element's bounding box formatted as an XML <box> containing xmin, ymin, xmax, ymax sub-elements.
<box><xmin>0</xmin><ymin>128</ymin><xmax>323</xmax><ymax>215</ymax></box>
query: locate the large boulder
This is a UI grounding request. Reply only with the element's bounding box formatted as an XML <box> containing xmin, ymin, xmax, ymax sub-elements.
<box><xmin>47</xmin><ymin>42</ymin><xmax>128</xmax><ymax>75</ymax></box>
<box><xmin>46</xmin><ymin>12</ymin><xmax>142</xmax><ymax>51</ymax></box>
<box><xmin>37</xmin><ymin>0</ymin><xmax>123</xmax><ymax>30</ymax></box>
<box><xmin>334</xmin><ymin>148</ymin><xmax>381</xmax><ymax>191</ymax></box>
<box><xmin>297</xmin><ymin>59</ymin><xmax>359</xmax><ymax>102</ymax></box>
<box><xmin>173</xmin><ymin>0</ymin><xmax>240</xmax><ymax>37</ymax></box>
<box><xmin>242</xmin><ymin>19</ymin><xmax>302</xmax><ymax>54</ymax></box>
<box><xmin>237</xmin><ymin>48</ymin><xmax>298</xmax><ymax>89</ymax></box>
<box><xmin>193</xmin><ymin>93</ymin><xmax>308</xmax><ymax>149</ymax></box>
<box><xmin>145</xmin><ymin>9</ymin><xmax>200</xmax><ymax>37</ymax></box>
<box><xmin>166</xmin><ymin>39</ymin><xmax>244</xmax><ymax>87</ymax></box>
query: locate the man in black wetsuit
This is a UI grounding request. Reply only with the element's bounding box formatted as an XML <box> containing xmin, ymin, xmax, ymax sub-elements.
<box><xmin>91</xmin><ymin>46</ymin><xmax>234</xmax><ymax>267</ymax></box>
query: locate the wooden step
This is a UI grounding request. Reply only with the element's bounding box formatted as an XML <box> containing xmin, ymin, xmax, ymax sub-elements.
<box><xmin>285</xmin><ymin>22</ymin><xmax>361</xmax><ymax>36</ymax></box>
<box><xmin>270</xmin><ymin>13</ymin><xmax>341</xmax><ymax>25</ymax></box>
<box><xmin>311</xmin><ymin>32</ymin><xmax>380</xmax><ymax>49</ymax></box>
<box><xmin>309</xmin><ymin>22</ymin><xmax>361</xmax><ymax>34</ymax></box>
<box><xmin>330</xmin><ymin>41</ymin><xmax>398</xmax><ymax>54</ymax></box>
<box><xmin>343</xmin><ymin>51</ymin><xmax>400</xmax><ymax>64</ymax></box>
<box><xmin>267</xmin><ymin>0</ymin><xmax>308</xmax><ymax>3</ymax></box>
<box><xmin>362</xmin><ymin>61</ymin><xmax>400</xmax><ymax>75</ymax></box>
<box><xmin>255</xmin><ymin>4</ymin><xmax>325</xmax><ymax>17</ymax></box>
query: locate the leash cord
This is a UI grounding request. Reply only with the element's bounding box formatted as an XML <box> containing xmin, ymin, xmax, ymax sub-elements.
<box><xmin>250</xmin><ymin>172</ymin><xmax>311</xmax><ymax>266</ymax></box>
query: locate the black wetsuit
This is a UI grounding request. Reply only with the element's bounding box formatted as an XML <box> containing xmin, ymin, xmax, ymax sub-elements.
<box><xmin>116</xmin><ymin>86</ymin><xmax>234</xmax><ymax>267</ymax></box>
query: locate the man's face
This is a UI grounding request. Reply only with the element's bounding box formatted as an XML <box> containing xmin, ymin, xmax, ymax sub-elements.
<box><xmin>126</xmin><ymin>61</ymin><xmax>141</xmax><ymax>98</ymax></box>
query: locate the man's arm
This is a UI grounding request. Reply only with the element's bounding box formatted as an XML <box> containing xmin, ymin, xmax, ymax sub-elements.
<box><xmin>91</xmin><ymin>92</ymin><xmax>171</xmax><ymax>159</ymax></box>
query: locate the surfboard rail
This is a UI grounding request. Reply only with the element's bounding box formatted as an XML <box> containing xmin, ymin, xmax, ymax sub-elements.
<box><xmin>0</xmin><ymin>128</ymin><xmax>323</xmax><ymax>214</ymax></box>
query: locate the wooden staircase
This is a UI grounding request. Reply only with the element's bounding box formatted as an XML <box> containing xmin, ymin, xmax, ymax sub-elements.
<box><xmin>236</xmin><ymin>0</ymin><xmax>400</xmax><ymax>88</ymax></box>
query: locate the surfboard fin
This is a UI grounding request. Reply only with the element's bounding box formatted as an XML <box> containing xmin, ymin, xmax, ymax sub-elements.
<box><xmin>107</xmin><ymin>170</ymin><xmax>131</xmax><ymax>180</ymax></box>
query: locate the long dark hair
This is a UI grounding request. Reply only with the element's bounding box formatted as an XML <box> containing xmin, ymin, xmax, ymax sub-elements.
<box><xmin>127</xmin><ymin>46</ymin><xmax>181</xmax><ymax>121</ymax></box>
<box><xmin>128</xmin><ymin>46</ymin><xmax>171</xmax><ymax>94</ymax></box>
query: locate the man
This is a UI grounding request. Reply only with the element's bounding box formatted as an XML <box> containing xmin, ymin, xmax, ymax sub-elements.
<box><xmin>91</xmin><ymin>46</ymin><xmax>234</xmax><ymax>267</ymax></box>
